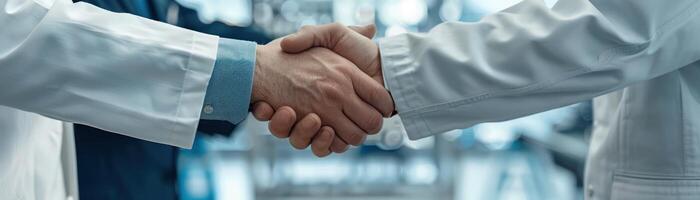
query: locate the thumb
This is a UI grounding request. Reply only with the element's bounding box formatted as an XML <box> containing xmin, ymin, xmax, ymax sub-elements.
<box><xmin>280</xmin><ymin>28</ymin><xmax>317</xmax><ymax>53</ymax></box>
<box><xmin>348</xmin><ymin>24</ymin><xmax>376</xmax><ymax>39</ymax></box>
<box><xmin>281</xmin><ymin>23</ymin><xmax>375</xmax><ymax>54</ymax></box>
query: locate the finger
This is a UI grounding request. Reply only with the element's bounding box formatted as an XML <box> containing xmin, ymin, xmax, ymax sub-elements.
<box><xmin>348</xmin><ymin>24</ymin><xmax>376</xmax><ymax>39</ymax></box>
<box><xmin>281</xmin><ymin>23</ymin><xmax>348</xmax><ymax>53</ymax></box>
<box><xmin>281</xmin><ymin>24</ymin><xmax>374</xmax><ymax>53</ymax></box>
<box><xmin>289</xmin><ymin>113</ymin><xmax>323</xmax><ymax>149</ymax></box>
<box><xmin>282</xmin><ymin>23</ymin><xmax>381</xmax><ymax>81</ymax></box>
<box><xmin>342</xmin><ymin>93</ymin><xmax>384</xmax><ymax>134</ymax></box>
<box><xmin>252</xmin><ymin>102</ymin><xmax>275</xmax><ymax>121</ymax></box>
<box><xmin>268</xmin><ymin>106</ymin><xmax>296</xmax><ymax>138</ymax></box>
<box><xmin>350</xmin><ymin>70</ymin><xmax>395</xmax><ymax>117</ymax></box>
<box><xmin>311</xmin><ymin>126</ymin><xmax>334</xmax><ymax>157</ymax></box>
<box><xmin>281</xmin><ymin>25</ymin><xmax>320</xmax><ymax>53</ymax></box>
<box><xmin>325</xmin><ymin>112</ymin><xmax>367</xmax><ymax>146</ymax></box>
<box><xmin>330</xmin><ymin>136</ymin><xmax>350</xmax><ymax>153</ymax></box>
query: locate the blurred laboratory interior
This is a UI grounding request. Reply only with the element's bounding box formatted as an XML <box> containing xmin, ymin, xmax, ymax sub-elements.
<box><xmin>73</xmin><ymin>0</ymin><xmax>592</xmax><ymax>200</ymax></box>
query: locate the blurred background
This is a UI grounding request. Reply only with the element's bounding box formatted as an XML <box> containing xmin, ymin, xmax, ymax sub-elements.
<box><xmin>73</xmin><ymin>0</ymin><xmax>593</xmax><ymax>200</ymax></box>
<box><xmin>174</xmin><ymin>0</ymin><xmax>590</xmax><ymax>200</ymax></box>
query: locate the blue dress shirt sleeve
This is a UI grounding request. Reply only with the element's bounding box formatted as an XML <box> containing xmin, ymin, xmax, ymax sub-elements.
<box><xmin>200</xmin><ymin>38</ymin><xmax>257</xmax><ymax>124</ymax></box>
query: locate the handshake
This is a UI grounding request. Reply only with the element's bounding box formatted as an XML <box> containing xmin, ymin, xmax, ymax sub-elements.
<box><xmin>249</xmin><ymin>23</ymin><xmax>394</xmax><ymax>157</ymax></box>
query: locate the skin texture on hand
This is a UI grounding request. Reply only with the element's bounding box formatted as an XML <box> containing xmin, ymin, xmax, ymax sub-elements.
<box><xmin>251</xmin><ymin>39</ymin><xmax>392</xmax><ymax>156</ymax></box>
<box><xmin>252</xmin><ymin>102</ymin><xmax>346</xmax><ymax>156</ymax></box>
<box><xmin>253</xmin><ymin>24</ymin><xmax>394</xmax><ymax>157</ymax></box>
<box><xmin>253</xmin><ymin>24</ymin><xmax>393</xmax><ymax>157</ymax></box>
<box><xmin>282</xmin><ymin>24</ymin><xmax>385</xmax><ymax>91</ymax></box>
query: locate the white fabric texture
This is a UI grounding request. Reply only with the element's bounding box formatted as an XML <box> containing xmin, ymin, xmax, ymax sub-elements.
<box><xmin>0</xmin><ymin>0</ymin><xmax>220</xmax><ymax>198</ymax></box>
<box><xmin>379</xmin><ymin>0</ymin><xmax>700</xmax><ymax>199</ymax></box>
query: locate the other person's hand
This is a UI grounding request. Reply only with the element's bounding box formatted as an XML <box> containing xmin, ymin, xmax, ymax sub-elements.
<box><xmin>253</xmin><ymin>24</ymin><xmax>393</xmax><ymax>156</ymax></box>
<box><xmin>250</xmin><ymin>38</ymin><xmax>393</xmax><ymax>157</ymax></box>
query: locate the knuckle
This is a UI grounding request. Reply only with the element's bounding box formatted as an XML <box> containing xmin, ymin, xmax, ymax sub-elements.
<box><xmin>335</xmin><ymin>64</ymin><xmax>354</xmax><ymax>75</ymax></box>
<box><xmin>292</xmin><ymin>131</ymin><xmax>316</xmax><ymax>146</ymax></box>
<box><xmin>306</xmin><ymin>114</ymin><xmax>322</xmax><ymax>129</ymax></box>
<box><xmin>326</xmin><ymin>23</ymin><xmax>349</xmax><ymax>36</ymax></box>
<box><xmin>300</xmin><ymin>25</ymin><xmax>315</xmax><ymax>32</ymax></box>
<box><xmin>329</xmin><ymin>22</ymin><xmax>344</xmax><ymax>30</ymax></box>
<box><xmin>317</xmin><ymin>81</ymin><xmax>343</xmax><ymax>100</ymax></box>
<box><xmin>297</xmin><ymin>131</ymin><xmax>315</xmax><ymax>142</ymax></box>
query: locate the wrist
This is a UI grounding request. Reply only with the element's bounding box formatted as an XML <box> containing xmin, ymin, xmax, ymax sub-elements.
<box><xmin>252</xmin><ymin>45</ymin><xmax>267</xmax><ymax>103</ymax></box>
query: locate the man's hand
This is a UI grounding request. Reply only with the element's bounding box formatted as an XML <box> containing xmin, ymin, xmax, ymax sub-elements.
<box><xmin>282</xmin><ymin>23</ymin><xmax>384</xmax><ymax>85</ymax></box>
<box><xmin>251</xmin><ymin>39</ymin><xmax>393</xmax><ymax>157</ymax></box>
<box><xmin>253</xmin><ymin>23</ymin><xmax>392</xmax><ymax>156</ymax></box>
<box><xmin>252</xmin><ymin>102</ymin><xmax>338</xmax><ymax>157</ymax></box>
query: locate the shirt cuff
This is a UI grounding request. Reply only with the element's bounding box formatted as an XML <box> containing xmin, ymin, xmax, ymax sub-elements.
<box><xmin>378</xmin><ymin>35</ymin><xmax>433</xmax><ymax>141</ymax></box>
<box><xmin>200</xmin><ymin>38</ymin><xmax>257</xmax><ymax>125</ymax></box>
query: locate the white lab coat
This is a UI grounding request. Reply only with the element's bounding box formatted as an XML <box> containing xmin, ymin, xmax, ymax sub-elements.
<box><xmin>0</xmin><ymin>0</ymin><xmax>219</xmax><ymax>199</ymax></box>
<box><xmin>379</xmin><ymin>0</ymin><xmax>700</xmax><ymax>199</ymax></box>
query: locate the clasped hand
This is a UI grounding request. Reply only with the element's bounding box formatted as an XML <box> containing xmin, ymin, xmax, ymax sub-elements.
<box><xmin>250</xmin><ymin>24</ymin><xmax>391</xmax><ymax>157</ymax></box>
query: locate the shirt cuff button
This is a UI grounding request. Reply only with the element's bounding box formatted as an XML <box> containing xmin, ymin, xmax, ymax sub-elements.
<box><xmin>203</xmin><ymin>104</ymin><xmax>214</xmax><ymax>114</ymax></box>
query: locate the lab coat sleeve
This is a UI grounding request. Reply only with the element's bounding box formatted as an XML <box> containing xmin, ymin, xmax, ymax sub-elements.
<box><xmin>0</xmin><ymin>0</ymin><xmax>220</xmax><ymax>148</ymax></box>
<box><xmin>378</xmin><ymin>0</ymin><xmax>700</xmax><ymax>140</ymax></box>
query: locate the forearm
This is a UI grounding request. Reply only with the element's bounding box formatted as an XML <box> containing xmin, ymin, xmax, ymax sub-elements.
<box><xmin>0</xmin><ymin>0</ymin><xmax>218</xmax><ymax>148</ymax></box>
<box><xmin>380</xmin><ymin>0</ymin><xmax>700</xmax><ymax>139</ymax></box>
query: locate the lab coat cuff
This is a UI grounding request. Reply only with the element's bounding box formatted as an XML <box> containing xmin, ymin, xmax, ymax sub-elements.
<box><xmin>200</xmin><ymin>38</ymin><xmax>257</xmax><ymax>125</ymax></box>
<box><xmin>378</xmin><ymin>35</ymin><xmax>433</xmax><ymax>140</ymax></box>
<box><xmin>172</xmin><ymin>33</ymin><xmax>220</xmax><ymax>149</ymax></box>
